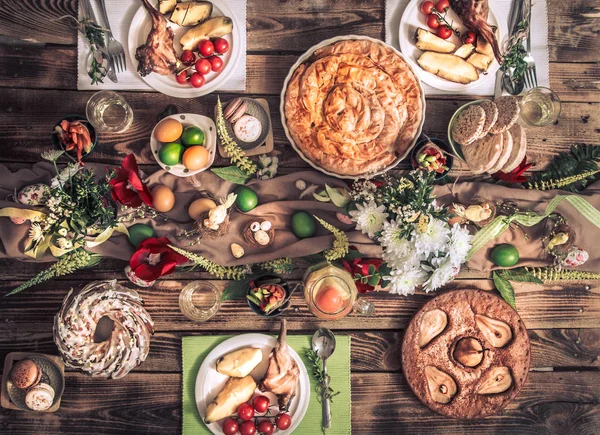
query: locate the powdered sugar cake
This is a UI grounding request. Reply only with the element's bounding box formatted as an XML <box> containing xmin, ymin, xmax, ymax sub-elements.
<box><xmin>402</xmin><ymin>289</ymin><xmax>530</xmax><ymax>419</ymax></box>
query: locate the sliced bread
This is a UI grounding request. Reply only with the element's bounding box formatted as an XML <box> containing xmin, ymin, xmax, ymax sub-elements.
<box><xmin>452</xmin><ymin>105</ymin><xmax>486</xmax><ymax>145</ymax></box>
<box><xmin>501</xmin><ymin>124</ymin><xmax>528</xmax><ymax>172</ymax></box>
<box><xmin>462</xmin><ymin>133</ymin><xmax>503</xmax><ymax>174</ymax></box>
<box><xmin>478</xmin><ymin>100</ymin><xmax>498</xmax><ymax>138</ymax></box>
<box><xmin>487</xmin><ymin>131</ymin><xmax>513</xmax><ymax>174</ymax></box>
<box><xmin>489</xmin><ymin>96</ymin><xmax>520</xmax><ymax>135</ymax></box>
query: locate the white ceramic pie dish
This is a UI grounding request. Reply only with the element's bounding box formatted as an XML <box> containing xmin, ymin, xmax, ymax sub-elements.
<box><xmin>280</xmin><ymin>35</ymin><xmax>426</xmax><ymax>180</ymax></box>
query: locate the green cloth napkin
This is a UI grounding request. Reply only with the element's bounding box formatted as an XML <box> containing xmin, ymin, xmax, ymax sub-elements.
<box><xmin>183</xmin><ymin>335</ymin><xmax>351</xmax><ymax>435</ymax></box>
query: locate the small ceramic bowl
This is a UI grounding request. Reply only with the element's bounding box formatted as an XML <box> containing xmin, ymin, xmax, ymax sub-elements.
<box><xmin>447</xmin><ymin>99</ymin><xmax>489</xmax><ymax>162</ymax></box>
<box><xmin>411</xmin><ymin>136</ymin><xmax>454</xmax><ymax>180</ymax></box>
<box><xmin>247</xmin><ymin>274</ymin><xmax>293</xmax><ymax>318</ymax></box>
<box><xmin>51</xmin><ymin>115</ymin><xmax>97</xmax><ymax>162</ymax></box>
<box><xmin>221</xmin><ymin>98</ymin><xmax>271</xmax><ymax>151</ymax></box>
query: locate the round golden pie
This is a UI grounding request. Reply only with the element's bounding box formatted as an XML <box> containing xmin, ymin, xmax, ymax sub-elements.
<box><xmin>402</xmin><ymin>289</ymin><xmax>530</xmax><ymax>419</ymax></box>
<box><xmin>283</xmin><ymin>38</ymin><xmax>424</xmax><ymax>177</ymax></box>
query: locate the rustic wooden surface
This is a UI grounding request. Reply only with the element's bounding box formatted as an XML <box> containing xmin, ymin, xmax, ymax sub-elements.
<box><xmin>0</xmin><ymin>0</ymin><xmax>599</xmax><ymax>434</ymax></box>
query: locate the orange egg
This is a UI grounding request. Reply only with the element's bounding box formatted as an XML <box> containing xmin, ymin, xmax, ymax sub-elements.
<box><xmin>315</xmin><ymin>286</ymin><xmax>343</xmax><ymax>313</ymax></box>
<box><xmin>182</xmin><ymin>146</ymin><xmax>210</xmax><ymax>171</ymax></box>
<box><xmin>188</xmin><ymin>198</ymin><xmax>217</xmax><ymax>220</ymax></box>
<box><xmin>152</xmin><ymin>185</ymin><xmax>175</xmax><ymax>212</ymax></box>
<box><xmin>154</xmin><ymin>118</ymin><xmax>183</xmax><ymax>143</ymax></box>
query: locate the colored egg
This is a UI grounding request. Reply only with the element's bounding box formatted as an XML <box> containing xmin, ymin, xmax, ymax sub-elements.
<box><xmin>188</xmin><ymin>198</ymin><xmax>217</xmax><ymax>220</ymax></box>
<box><xmin>152</xmin><ymin>185</ymin><xmax>175</xmax><ymax>212</ymax></box>
<box><xmin>154</xmin><ymin>118</ymin><xmax>183</xmax><ymax>143</ymax></box>
<box><xmin>180</xmin><ymin>126</ymin><xmax>205</xmax><ymax>147</ymax></box>
<box><xmin>490</xmin><ymin>244</ymin><xmax>520</xmax><ymax>267</ymax></box>
<box><xmin>10</xmin><ymin>216</ymin><xmax>26</xmax><ymax>225</ymax></box>
<box><xmin>182</xmin><ymin>146</ymin><xmax>209</xmax><ymax>171</ymax></box>
<box><xmin>128</xmin><ymin>224</ymin><xmax>155</xmax><ymax>248</ymax></box>
<box><xmin>159</xmin><ymin>142</ymin><xmax>185</xmax><ymax>166</ymax></box>
<box><xmin>315</xmin><ymin>286</ymin><xmax>343</xmax><ymax>313</ymax></box>
<box><xmin>292</xmin><ymin>211</ymin><xmax>317</xmax><ymax>238</ymax></box>
<box><xmin>234</xmin><ymin>186</ymin><xmax>258</xmax><ymax>212</ymax></box>
<box><xmin>17</xmin><ymin>183</ymin><xmax>50</xmax><ymax>205</ymax></box>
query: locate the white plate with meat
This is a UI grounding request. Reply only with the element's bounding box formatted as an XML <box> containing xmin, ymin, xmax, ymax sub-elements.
<box><xmin>399</xmin><ymin>0</ymin><xmax>507</xmax><ymax>92</ymax></box>
<box><xmin>128</xmin><ymin>0</ymin><xmax>241</xmax><ymax>98</ymax></box>
<box><xmin>195</xmin><ymin>321</ymin><xmax>310</xmax><ymax>434</ymax></box>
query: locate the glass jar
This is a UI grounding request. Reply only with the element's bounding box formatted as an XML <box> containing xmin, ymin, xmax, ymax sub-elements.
<box><xmin>179</xmin><ymin>281</ymin><xmax>222</xmax><ymax>322</ymax></box>
<box><xmin>303</xmin><ymin>262</ymin><xmax>374</xmax><ymax>320</ymax></box>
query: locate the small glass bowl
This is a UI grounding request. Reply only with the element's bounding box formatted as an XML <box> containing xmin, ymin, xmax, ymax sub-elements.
<box><xmin>179</xmin><ymin>281</ymin><xmax>222</xmax><ymax>322</ymax></box>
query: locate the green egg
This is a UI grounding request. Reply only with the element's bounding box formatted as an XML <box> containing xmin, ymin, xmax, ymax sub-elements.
<box><xmin>234</xmin><ymin>186</ymin><xmax>258</xmax><ymax>212</ymax></box>
<box><xmin>159</xmin><ymin>142</ymin><xmax>185</xmax><ymax>166</ymax></box>
<box><xmin>128</xmin><ymin>224</ymin><xmax>155</xmax><ymax>248</ymax></box>
<box><xmin>490</xmin><ymin>244</ymin><xmax>520</xmax><ymax>267</ymax></box>
<box><xmin>292</xmin><ymin>211</ymin><xmax>317</xmax><ymax>239</ymax></box>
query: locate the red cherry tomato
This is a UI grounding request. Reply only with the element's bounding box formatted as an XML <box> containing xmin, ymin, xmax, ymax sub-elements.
<box><xmin>175</xmin><ymin>71</ymin><xmax>188</xmax><ymax>85</ymax></box>
<box><xmin>198</xmin><ymin>40</ymin><xmax>215</xmax><ymax>57</ymax></box>
<box><xmin>222</xmin><ymin>418</ymin><xmax>239</xmax><ymax>435</ymax></box>
<box><xmin>208</xmin><ymin>56</ymin><xmax>224</xmax><ymax>72</ymax></box>
<box><xmin>275</xmin><ymin>414</ymin><xmax>292</xmax><ymax>430</ymax></box>
<box><xmin>195</xmin><ymin>58</ymin><xmax>211</xmax><ymax>75</ymax></box>
<box><xmin>213</xmin><ymin>37</ymin><xmax>229</xmax><ymax>54</ymax></box>
<box><xmin>239</xmin><ymin>421</ymin><xmax>256</xmax><ymax>435</ymax></box>
<box><xmin>257</xmin><ymin>420</ymin><xmax>274</xmax><ymax>435</ymax></box>
<box><xmin>252</xmin><ymin>395</ymin><xmax>270</xmax><ymax>413</ymax></box>
<box><xmin>426</xmin><ymin>14</ymin><xmax>440</xmax><ymax>29</ymax></box>
<box><xmin>237</xmin><ymin>403</ymin><xmax>255</xmax><ymax>421</ymax></box>
<box><xmin>435</xmin><ymin>0</ymin><xmax>450</xmax><ymax>12</ymax></box>
<box><xmin>436</xmin><ymin>25</ymin><xmax>453</xmax><ymax>39</ymax></box>
<box><xmin>189</xmin><ymin>72</ymin><xmax>205</xmax><ymax>88</ymax></box>
<box><xmin>462</xmin><ymin>31</ymin><xmax>477</xmax><ymax>44</ymax></box>
<box><xmin>180</xmin><ymin>50</ymin><xmax>195</xmax><ymax>65</ymax></box>
<box><xmin>420</xmin><ymin>1</ymin><xmax>435</xmax><ymax>14</ymax></box>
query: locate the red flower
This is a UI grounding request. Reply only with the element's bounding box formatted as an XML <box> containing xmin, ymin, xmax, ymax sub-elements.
<box><xmin>493</xmin><ymin>157</ymin><xmax>533</xmax><ymax>184</ymax></box>
<box><xmin>342</xmin><ymin>257</ymin><xmax>384</xmax><ymax>294</ymax></box>
<box><xmin>109</xmin><ymin>154</ymin><xmax>153</xmax><ymax>207</ymax></box>
<box><xmin>129</xmin><ymin>237</ymin><xmax>188</xmax><ymax>282</ymax></box>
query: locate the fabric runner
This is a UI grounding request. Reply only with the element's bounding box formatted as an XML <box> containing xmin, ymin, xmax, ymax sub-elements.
<box><xmin>182</xmin><ymin>334</ymin><xmax>352</xmax><ymax>435</ymax></box>
<box><xmin>384</xmin><ymin>0</ymin><xmax>550</xmax><ymax>96</ymax></box>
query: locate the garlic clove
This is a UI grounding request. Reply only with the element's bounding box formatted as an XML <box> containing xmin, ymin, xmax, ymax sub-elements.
<box><xmin>424</xmin><ymin>366</ymin><xmax>457</xmax><ymax>404</ymax></box>
<box><xmin>478</xmin><ymin>366</ymin><xmax>512</xmax><ymax>394</ymax></box>
<box><xmin>254</xmin><ymin>230</ymin><xmax>270</xmax><ymax>246</ymax></box>
<box><xmin>260</xmin><ymin>221</ymin><xmax>272</xmax><ymax>231</ymax></box>
<box><xmin>475</xmin><ymin>314</ymin><xmax>513</xmax><ymax>348</ymax></box>
<box><xmin>419</xmin><ymin>309</ymin><xmax>448</xmax><ymax>348</ymax></box>
<box><xmin>230</xmin><ymin>243</ymin><xmax>245</xmax><ymax>259</ymax></box>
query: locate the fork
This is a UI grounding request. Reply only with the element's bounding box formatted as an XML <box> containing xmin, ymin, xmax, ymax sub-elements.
<box><xmin>96</xmin><ymin>0</ymin><xmax>127</xmax><ymax>73</ymax></box>
<box><xmin>523</xmin><ymin>7</ymin><xmax>538</xmax><ymax>88</ymax></box>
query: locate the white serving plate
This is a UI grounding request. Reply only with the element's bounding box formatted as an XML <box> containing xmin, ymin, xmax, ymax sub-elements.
<box><xmin>398</xmin><ymin>1</ymin><xmax>507</xmax><ymax>92</ymax></box>
<box><xmin>195</xmin><ymin>333</ymin><xmax>310</xmax><ymax>435</ymax></box>
<box><xmin>151</xmin><ymin>113</ymin><xmax>216</xmax><ymax>177</ymax></box>
<box><xmin>128</xmin><ymin>0</ymin><xmax>241</xmax><ymax>98</ymax></box>
<box><xmin>280</xmin><ymin>35</ymin><xmax>426</xmax><ymax>180</ymax></box>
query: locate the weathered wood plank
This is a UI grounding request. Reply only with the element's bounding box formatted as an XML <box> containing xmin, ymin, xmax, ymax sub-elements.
<box><xmin>0</xmin><ymin>372</ymin><xmax>597</xmax><ymax>434</ymax></box>
<box><xmin>1</xmin><ymin>329</ymin><xmax>597</xmax><ymax>373</ymax></box>
<box><xmin>0</xmin><ymin>89</ymin><xmax>597</xmax><ymax>168</ymax></box>
<box><xmin>1</xmin><ymin>279</ymin><xmax>599</xmax><ymax>331</ymax></box>
<box><xmin>548</xmin><ymin>0</ymin><xmax>600</xmax><ymax>63</ymax></box>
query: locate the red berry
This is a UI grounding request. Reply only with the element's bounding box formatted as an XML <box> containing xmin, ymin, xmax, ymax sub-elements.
<box><xmin>239</xmin><ymin>420</ymin><xmax>256</xmax><ymax>435</ymax></box>
<box><xmin>180</xmin><ymin>50</ymin><xmax>195</xmax><ymax>65</ymax></box>
<box><xmin>213</xmin><ymin>37</ymin><xmax>229</xmax><ymax>54</ymax></box>
<box><xmin>198</xmin><ymin>40</ymin><xmax>215</xmax><ymax>57</ymax></box>
<box><xmin>253</xmin><ymin>395</ymin><xmax>270</xmax><ymax>413</ymax></box>
<box><xmin>276</xmin><ymin>413</ymin><xmax>292</xmax><ymax>430</ymax></box>
<box><xmin>189</xmin><ymin>72</ymin><xmax>205</xmax><ymax>88</ymax></box>
<box><xmin>195</xmin><ymin>58</ymin><xmax>211</xmax><ymax>75</ymax></box>
<box><xmin>237</xmin><ymin>403</ymin><xmax>254</xmax><ymax>421</ymax></box>
<box><xmin>175</xmin><ymin>71</ymin><xmax>188</xmax><ymax>85</ymax></box>
<box><xmin>208</xmin><ymin>56</ymin><xmax>224</xmax><ymax>72</ymax></box>
<box><xmin>222</xmin><ymin>418</ymin><xmax>239</xmax><ymax>435</ymax></box>
<box><xmin>257</xmin><ymin>420</ymin><xmax>274</xmax><ymax>435</ymax></box>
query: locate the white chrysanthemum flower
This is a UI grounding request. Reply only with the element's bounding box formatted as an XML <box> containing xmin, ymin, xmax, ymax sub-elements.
<box><xmin>448</xmin><ymin>223</ymin><xmax>473</xmax><ymax>266</ymax></box>
<box><xmin>57</xmin><ymin>237</ymin><xmax>73</xmax><ymax>250</ymax></box>
<box><xmin>412</xmin><ymin>217</ymin><xmax>451</xmax><ymax>259</ymax></box>
<box><xmin>386</xmin><ymin>266</ymin><xmax>428</xmax><ymax>296</ymax></box>
<box><xmin>58</xmin><ymin>228</ymin><xmax>68</xmax><ymax>237</ymax></box>
<box><xmin>51</xmin><ymin>162</ymin><xmax>82</xmax><ymax>189</ymax></box>
<box><xmin>423</xmin><ymin>256</ymin><xmax>459</xmax><ymax>292</ymax></box>
<box><xmin>28</xmin><ymin>222</ymin><xmax>44</xmax><ymax>242</ymax></box>
<box><xmin>349</xmin><ymin>201</ymin><xmax>389</xmax><ymax>238</ymax></box>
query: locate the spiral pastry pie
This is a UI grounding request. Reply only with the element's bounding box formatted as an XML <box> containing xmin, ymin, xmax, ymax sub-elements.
<box><xmin>284</xmin><ymin>39</ymin><xmax>424</xmax><ymax>176</ymax></box>
<box><xmin>54</xmin><ymin>280</ymin><xmax>154</xmax><ymax>380</ymax></box>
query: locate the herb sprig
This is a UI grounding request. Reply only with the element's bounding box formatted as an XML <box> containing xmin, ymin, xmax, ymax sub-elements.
<box><xmin>305</xmin><ymin>349</ymin><xmax>340</xmax><ymax>404</ymax></box>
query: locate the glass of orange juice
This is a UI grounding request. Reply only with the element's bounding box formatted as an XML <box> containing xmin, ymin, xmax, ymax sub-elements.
<box><xmin>303</xmin><ymin>262</ymin><xmax>374</xmax><ymax>320</ymax></box>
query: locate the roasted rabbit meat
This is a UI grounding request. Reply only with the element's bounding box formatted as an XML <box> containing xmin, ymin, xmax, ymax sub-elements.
<box><xmin>135</xmin><ymin>0</ymin><xmax>179</xmax><ymax>76</ymax></box>
<box><xmin>259</xmin><ymin>319</ymin><xmax>299</xmax><ymax>411</ymax></box>
<box><xmin>450</xmin><ymin>0</ymin><xmax>503</xmax><ymax>63</ymax></box>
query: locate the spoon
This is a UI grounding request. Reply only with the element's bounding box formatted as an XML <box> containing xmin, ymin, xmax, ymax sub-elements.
<box><xmin>312</xmin><ymin>328</ymin><xmax>336</xmax><ymax>430</ymax></box>
<box><xmin>502</xmin><ymin>67</ymin><xmax>525</xmax><ymax>96</ymax></box>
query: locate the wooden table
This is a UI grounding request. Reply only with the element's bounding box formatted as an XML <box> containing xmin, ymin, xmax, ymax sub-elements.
<box><xmin>0</xmin><ymin>0</ymin><xmax>599</xmax><ymax>433</ymax></box>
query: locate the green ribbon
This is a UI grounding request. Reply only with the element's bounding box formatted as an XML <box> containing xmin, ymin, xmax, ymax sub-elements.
<box><xmin>467</xmin><ymin>195</ymin><xmax>600</xmax><ymax>260</ymax></box>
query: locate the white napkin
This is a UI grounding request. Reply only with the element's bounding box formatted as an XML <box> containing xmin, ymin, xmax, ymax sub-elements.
<box><xmin>385</xmin><ymin>0</ymin><xmax>550</xmax><ymax>96</ymax></box>
<box><xmin>77</xmin><ymin>0</ymin><xmax>246</xmax><ymax>92</ymax></box>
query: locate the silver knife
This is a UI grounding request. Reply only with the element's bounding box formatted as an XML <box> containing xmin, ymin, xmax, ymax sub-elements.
<box><xmin>507</xmin><ymin>0</ymin><xmax>524</xmax><ymax>36</ymax></box>
<box><xmin>82</xmin><ymin>0</ymin><xmax>118</xmax><ymax>83</ymax></box>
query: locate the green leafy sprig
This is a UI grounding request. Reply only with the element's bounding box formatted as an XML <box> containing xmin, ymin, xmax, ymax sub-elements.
<box><xmin>305</xmin><ymin>348</ymin><xmax>340</xmax><ymax>433</ymax></box>
<box><xmin>256</xmin><ymin>257</ymin><xmax>294</xmax><ymax>275</ymax></box>
<box><xmin>169</xmin><ymin>245</ymin><xmax>248</xmax><ymax>280</ymax></box>
<box><xmin>492</xmin><ymin>268</ymin><xmax>544</xmax><ymax>309</ymax></box>
<box><xmin>524</xmin><ymin>267</ymin><xmax>600</xmax><ymax>281</ymax></box>
<box><xmin>314</xmin><ymin>216</ymin><xmax>349</xmax><ymax>261</ymax></box>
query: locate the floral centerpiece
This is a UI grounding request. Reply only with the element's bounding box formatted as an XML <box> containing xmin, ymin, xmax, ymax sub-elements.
<box><xmin>346</xmin><ymin>170</ymin><xmax>472</xmax><ymax>295</ymax></box>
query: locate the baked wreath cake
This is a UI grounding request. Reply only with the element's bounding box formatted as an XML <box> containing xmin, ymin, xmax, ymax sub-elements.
<box><xmin>402</xmin><ymin>289</ymin><xmax>530</xmax><ymax>419</ymax></box>
<box><xmin>283</xmin><ymin>38</ymin><xmax>424</xmax><ymax>177</ymax></box>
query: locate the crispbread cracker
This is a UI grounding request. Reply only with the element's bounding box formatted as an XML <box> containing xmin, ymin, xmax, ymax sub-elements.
<box><xmin>487</xmin><ymin>131</ymin><xmax>513</xmax><ymax>174</ymax></box>
<box><xmin>501</xmin><ymin>124</ymin><xmax>527</xmax><ymax>172</ymax></box>
<box><xmin>478</xmin><ymin>100</ymin><xmax>498</xmax><ymax>138</ymax></box>
<box><xmin>489</xmin><ymin>96</ymin><xmax>520</xmax><ymax>135</ymax></box>
<box><xmin>462</xmin><ymin>133</ymin><xmax>502</xmax><ymax>174</ymax></box>
<box><xmin>451</xmin><ymin>105</ymin><xmax>485</xmax><ymax>145</ymax></box>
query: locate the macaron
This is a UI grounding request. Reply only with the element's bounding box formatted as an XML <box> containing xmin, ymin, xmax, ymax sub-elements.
<box><xmin>9</xmin><ymin>359</ymin><xmax>42</xmax><ymax>389</ymax></box>
<box><xmin>25</xmin><ymin>382</ymin><xmax>55</xmax><ymax>411</ymax></box>
<box><xmin>224</xmin><ymin>98</ymin><xmax>247</xmax><ymax>123</ymax></box>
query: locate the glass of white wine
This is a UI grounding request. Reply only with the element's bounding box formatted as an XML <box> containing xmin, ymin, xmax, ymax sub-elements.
<box><xmin>86</xmin><ymin>91</ymin><xmax>134</xmax><ymax>133</ymax></box>
<box><xmin>519</xmin><ymin>87</ymin><xmax>561</xmax><ymax>127</ymax></box>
